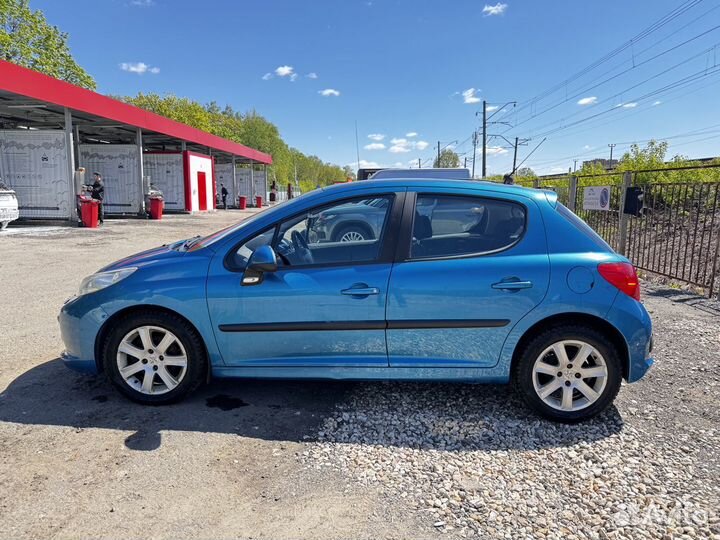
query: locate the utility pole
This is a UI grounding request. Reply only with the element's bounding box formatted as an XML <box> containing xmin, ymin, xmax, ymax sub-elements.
<box><xmin>471</xmin><ymin>131</ymin><xmax>478</xmax><ymax>178</ymax></box>
<box><xmin>464</xmin><ymin>157</ymin><xmax>467</xmax><ymax>168</ymax></box>
<box><xmin>437</xmin><ymin>141</ymin><xmax>441</xmax><ymax>166</ymax></box>
<box><xmin>418</xmin><ymin>158</ymin><xmax>421</xmax><ymax>169</ymax></box>
<box><xmin>512</xmin><ymin>136</ymin><xmax>519</xmax><ymax>174</ymax></box>
<box><xmin>573</xmin><ymin>159</ymin><xmax>578</xmax><ymax>172</ymax></box>
<box><xmin>482</xmin><ymin>100</ymin><xmax>487</xmax><ymax>178</ymax></box>
<box><xmin>608</xmin><ymin>143</ymin><xmax>616</xmax><ymax>162</ymax></box>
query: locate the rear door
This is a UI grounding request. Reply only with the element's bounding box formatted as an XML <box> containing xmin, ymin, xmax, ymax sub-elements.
<box><xmin>386</xmin><ymin>189</ymin><xmax>550</xmax><ymax>367</ymax></box>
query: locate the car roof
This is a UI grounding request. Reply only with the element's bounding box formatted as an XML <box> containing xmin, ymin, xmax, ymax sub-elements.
<box><xmin>321</xmin><ymin>177</ymin><xmax>556</xmax><ymax>203</ymax></box>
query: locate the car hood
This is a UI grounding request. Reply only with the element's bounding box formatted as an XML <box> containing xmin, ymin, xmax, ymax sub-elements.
<box><xmin>99</xmin><ymin>244</ymin><xmax>185</xmax><ymax>272</ymax></box>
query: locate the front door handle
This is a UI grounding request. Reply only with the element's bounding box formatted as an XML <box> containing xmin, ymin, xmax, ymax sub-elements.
<box><xmin>492</xmin><ymin>279</ymin><xmax>533</xmax><ymax>291</ymax></box>
<box><xmin>341</xmin><ymin>285</ymin><xmax>380</xmax><ymax>297</ymax></box>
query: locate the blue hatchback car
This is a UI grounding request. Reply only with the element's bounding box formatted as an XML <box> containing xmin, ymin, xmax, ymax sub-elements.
<box><xmin>59</xmin><ymin>179</ymin><xmax>653</xmax><ymax>422</ymax></box>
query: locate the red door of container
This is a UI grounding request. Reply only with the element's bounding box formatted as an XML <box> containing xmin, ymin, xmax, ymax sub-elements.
<box><xmin>197</xmin><ymin>172</ymin><xmax>207</xmax><ymax>211</ymax></box>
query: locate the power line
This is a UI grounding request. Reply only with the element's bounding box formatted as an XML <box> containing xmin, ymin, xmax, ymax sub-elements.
<box><xmin>506</xmin><ymin>0</ymin><xmax>705</xmax><ymax>119</ymax></box>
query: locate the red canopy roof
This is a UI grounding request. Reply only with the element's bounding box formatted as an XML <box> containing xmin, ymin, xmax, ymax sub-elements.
<box><xmin>0</xmin><ymin>60</ymin><xmax>272</xmax><ymax>165</ymax></box>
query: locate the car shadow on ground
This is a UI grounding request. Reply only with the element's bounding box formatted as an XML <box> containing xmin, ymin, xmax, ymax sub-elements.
<box><xmin>0</xmin><ymin>359</ymin><xmax>623</xmax><ymax>452</ymax></box>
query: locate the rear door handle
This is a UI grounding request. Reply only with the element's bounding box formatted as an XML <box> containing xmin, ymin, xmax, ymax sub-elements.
<box><xmin>341</xmin><ymin>286</ymin><xmax>380</xmax><ymax>297</ymax></box>
<box><xmin>492</xmin><ymin>280</ymin><xmax>533</xmax><ymax>291</ymax></box>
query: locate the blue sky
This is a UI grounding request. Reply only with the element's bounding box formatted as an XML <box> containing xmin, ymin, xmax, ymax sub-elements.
<box><xmin>35</xmin><ymin>0</ymin><xmax>720</xmax><ymax>175</ymax></box>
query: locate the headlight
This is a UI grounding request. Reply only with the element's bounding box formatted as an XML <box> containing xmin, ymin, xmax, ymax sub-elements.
<box><xmin>78</xmin><ymin>267</ymin><xmax>137</xmax><ymax>296</ymax></box>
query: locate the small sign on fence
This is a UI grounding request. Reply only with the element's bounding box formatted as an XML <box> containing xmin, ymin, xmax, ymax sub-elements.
<box><xmin>583</xmin><ymin>186</ymin><xmax>611</xmax><ymax>211</ymax></box>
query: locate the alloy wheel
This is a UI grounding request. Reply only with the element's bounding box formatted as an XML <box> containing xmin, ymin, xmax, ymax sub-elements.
<box><xmin>116</xmin><ymin>325</ymin><xmax>188</xmax><ymax>395</ymax></box>
<box><xmin>339</xmin><ymin>230</ymin><xmax>365</xmax><ymax>242</ymax></box>
<box><xmin>531</xmin><ymin>340</ymin><xmax>608</xmax><ymax>411</ymax></box>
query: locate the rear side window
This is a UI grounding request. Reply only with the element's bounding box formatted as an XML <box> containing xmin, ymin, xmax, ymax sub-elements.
<box><xmin>410</xmin><ymin>195</ymin><xmax>526</xmax><ymax>259</ymax></box>
<box><xmin>556</xmin><ymin>203</ymin><xmax>613</xmax><ymax>251</ymax></box>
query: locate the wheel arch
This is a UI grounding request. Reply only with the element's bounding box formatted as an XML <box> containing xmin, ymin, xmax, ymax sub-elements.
<box><xmin>510</xmin><ymin>312</ymin><xmax>630</xmax><ymax>380</ymax></box>
<box><xmin>94</xmin><ymin>304</ymin><xmax>211</xmax><ymax>379</ymax></box>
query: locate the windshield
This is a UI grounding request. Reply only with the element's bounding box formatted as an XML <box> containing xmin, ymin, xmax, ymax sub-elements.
<box><xmin>186</xmin><ymin>191</ymin><xmax>314</xmax><ymax>251</ymax></box>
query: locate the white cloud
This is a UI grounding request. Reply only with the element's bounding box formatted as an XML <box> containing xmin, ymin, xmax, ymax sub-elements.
<box><xmin>262</xmin><ymin>72</ymin><xmax>273</xmax><ymax>80</ymax></box>
<box><xmin>389</xmin><ymin>144</ymin><xmax>411</xmax><ymax>153</ymax></box>
<box><xmin>306</xmin><ymin>72</ymin><xmax>318</xmax><ymax>79</ymax></box>
<box><xmin>387</xmin><ymin>138</ymin><xmax>430</xmax><ymax>153</ymax></box>
<box><xmin>406</xmin><ymin>132</ymin><xmax>418</xmax><ymax>137</ymax></box>
<box><xmin>275</xmin><ymin>65</ymin><xmax>295</xmax><ymax>77</ymax></box>
<box><xmin>550</xmin><ymin>166</ymin><xmax>567</xmax><ymax>173</ymax></box>
<box><xmin>119</xmin><ymin>62</ymin><xmax>159</xmax><ymax>74</ymax></box>
<box><xmin>364</xmin><ymin>143</ymin><xmax>386</xmax><ymax>150</ymax></box>
<box><xmin>348</xmin><ymin>159</ymin><xmax>382</xmax><ymax>169</ymax></box>
<box><xmin>583</xmin><ymin>144</ymin><xmax>593</xmax><ymax>150</ymax></box>
<box><xmin>368</xmin><ymin>133</ymin><xmax>385</xmax><ymax>141</ymax></box>
<box><xmin>130</xmin><ymin>0</ymin><xmax>154</xmax><ymax>6</ymax></box>
<box><xmin>652</xmin><ymin>100</ymin><xmax>662</xmax><ymax>106</ymax></box>
<box><xmin>462</xmin><ymin>88</ymin><xmax>481</xmax><ymax>104</ymax></box>
<box><xmin>577</xmin><ymin>96</ymin><xmax>598</xmax><ymax>106</ymax></box>
<box><xmin>486</xmin><ymin>146</ymin><xmax>509</xmax><ymax>155</ymax></box>
<box><xmin>394</xmin><ymin>162</ymin><xmax>404</xmax><ymax>167</ymax></box>
<box><xmin>290</xmin><ymin>73</ymin><xmax>298</xmax><ymax>82</ymax></box>
<box><xmin>482</xmin><ymin>3</ymin><xmax>507</xmax><ymax>16</ymax></box>
<box><xmin>486</xmin><ymin>105</ymin><xmax>500</xmax><ymax>112</ymax></box>
<box><xmin>319</xmin><ymin>88</ymin><xmax>340</xmax><ymax>97</ymax></box>
<box><xmin>622</xmin><ymin>102</ymin><xmax>638</xmax><ymax>108</ymax></box>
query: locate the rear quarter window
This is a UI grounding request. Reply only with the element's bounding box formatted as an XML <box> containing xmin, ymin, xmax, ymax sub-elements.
<box><xmin>556</xmin><ymin>203</ymin><xmax>613</xmax><ymax>252</ymax></box>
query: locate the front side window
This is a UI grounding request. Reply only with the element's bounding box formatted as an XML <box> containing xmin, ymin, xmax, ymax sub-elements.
<box><xmin>275</xmin><ymin>195</ymin><xmax>393</xmax><ymax>266</ymax></box>
<box><xmin>228</xmin><ymin>195</ymin><xmax>394</xmax><ymax>270</ymax></box>
<box><xmin>410</xmin><ymin>195</ymin><xmax>525</xmax><ymax>259</ymax></box>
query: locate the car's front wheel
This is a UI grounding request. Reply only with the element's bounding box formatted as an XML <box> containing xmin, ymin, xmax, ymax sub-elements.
<box><xmin>103</xmin><ymin>311</ymin><xmax>206</xmax><ymax>405</ymax></box>
<box><xmin>513</xmin><ymin>325</ymin><xmax>622</xmax><ymax>423</ymax></box>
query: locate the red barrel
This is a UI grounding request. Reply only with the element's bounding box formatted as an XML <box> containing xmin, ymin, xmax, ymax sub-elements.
<box><xmin>149</xmin><ymin>198</ymin><xmax>164</xmax><ymax>220</ymax></box>
<box><xmin>238</xmin><ymin>195</ymin><xmax>247</xmax><ymax>210</ymax></box>
<box><xmin>80</xmin><ymin>199</ymin><xmax>99</xmax><ymax>228</ymax></box>
<box><xmin>255</xmin><ymin>196</ymin><xmax>263</xmax><ymax>208</ymax></box>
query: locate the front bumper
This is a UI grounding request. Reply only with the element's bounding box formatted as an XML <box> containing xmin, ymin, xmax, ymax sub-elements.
<box><xmin>58</xmin><ymin>295</ymin><xmax>109</xmax><ymax>374</ymax></box>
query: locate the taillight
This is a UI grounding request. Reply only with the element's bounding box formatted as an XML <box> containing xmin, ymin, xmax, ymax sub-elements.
<box><xmin>598</xmin><ymin>262</ymin><xmax>640</xmax><ymax>300</ymax></box>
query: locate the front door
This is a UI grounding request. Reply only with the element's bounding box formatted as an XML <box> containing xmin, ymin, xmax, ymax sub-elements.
<box><xmin>197</xmin><ymin>172</ymin><xmax>207</xmax><ymax>211</ymax></box>
<box><xmin>207</xmin><ymin>192</ymin><xmax>403</xmax><ymax>367</ymax></box>
<box><xmin>386</xmin><ymin>190</ymin><xmax>550</xmax><ymax>367</ymax></box>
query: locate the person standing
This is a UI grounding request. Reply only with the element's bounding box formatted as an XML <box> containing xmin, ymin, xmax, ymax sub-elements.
<box><xmin>90</xmin><ymin>172</ymin><xmax>105</xmax><ymax>225</ymax></box>
<box><xmin>220</xmin><ymin>183</ymin><xmax>229</xmax><ymax>209</ymax></box>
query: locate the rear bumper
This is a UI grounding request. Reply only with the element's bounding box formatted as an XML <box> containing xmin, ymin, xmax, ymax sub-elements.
<box><xmin>605</xmin><ymin>293</ymin><xmax>654</xmax><ymax>383</ymax></box>
<box><xmin>58</xmin><ymin>296</ymin><xmax>109</xmax><ymax>375</ymax></box>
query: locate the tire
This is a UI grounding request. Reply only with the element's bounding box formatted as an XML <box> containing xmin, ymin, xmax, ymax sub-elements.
<box><xmin>513</xmin><ymin>325</ymin><xmax>622</xmax><ymax>423</ymax></box>
<box><xmin>102</xmin><ymin>310</ymin><xmax>206</xmax><ymax>405</ymax></box>
<box><xmin>333</xmin><ymin>224</ymin><xmax>373</xmax><ymax>243</ymax></box>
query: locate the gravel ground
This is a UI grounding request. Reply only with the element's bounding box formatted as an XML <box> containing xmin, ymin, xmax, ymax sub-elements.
<box><xmin>303</xmin><ymin>285</ymin><xmax>720</xmax><ymax>539</ymax></box>
<box><xmin>1</xmin><ymin>212</ymin><xmax>718</xmax><ymax>539</ymax></box>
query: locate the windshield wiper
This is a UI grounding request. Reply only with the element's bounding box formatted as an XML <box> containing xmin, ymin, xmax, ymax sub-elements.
<box><xmin>179</xmin><ymin>235</ymin><xmax>201</xmax><ymax>251</ymax></box>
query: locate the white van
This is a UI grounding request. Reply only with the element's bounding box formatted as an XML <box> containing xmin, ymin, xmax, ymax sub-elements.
<box><xmin>361</xmin><ymin>168</ymin><xmax>472</xmax><ymax>180</ymax></box>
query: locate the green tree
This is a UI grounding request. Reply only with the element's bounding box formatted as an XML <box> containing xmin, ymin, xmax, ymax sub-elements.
<box><xmin>120</xmin><ymin>93</ymin><xmax>346</xmax><ymax>190</ymax></box>
<box><xmin>0</xmin><ymin>0</ymin><xmax>96</xmax><ymax>89</ymax></box>
<box><xmin>433</xmin><ymin>148</ymin><xmax>461</xmax><ymax>168</ymax></box>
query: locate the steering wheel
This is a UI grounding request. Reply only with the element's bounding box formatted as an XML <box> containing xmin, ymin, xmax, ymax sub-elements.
<box><xmin>291</xmin><ymin>230</ymin><xmax>313</xmax><ymax>264</ymax></box>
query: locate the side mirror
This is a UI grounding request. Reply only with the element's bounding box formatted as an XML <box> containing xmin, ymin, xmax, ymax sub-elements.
<box><xmin>242</xmin><ymin>245</ymin><xmax>277</xmax><ymax>285</ymax></box>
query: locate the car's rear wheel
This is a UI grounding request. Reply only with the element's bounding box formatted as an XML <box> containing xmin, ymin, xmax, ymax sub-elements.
<box><xmin>513</xmin><ymin>325</ymin><xmax>622</xmax><ymax>423</ymax></box>
<box><xmin>103</xmin><ymin>311</ymin><xmax>206</xmax><ymax>405</ymax></box>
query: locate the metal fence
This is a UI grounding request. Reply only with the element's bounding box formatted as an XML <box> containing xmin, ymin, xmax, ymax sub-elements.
<box><xmin>531</xmin><ymin>165</ymin><xmax>720</xmax><ymax>298</ymax></box>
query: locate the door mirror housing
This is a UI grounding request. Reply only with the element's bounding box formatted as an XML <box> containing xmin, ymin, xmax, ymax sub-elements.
<box><xmin>243</xmin><ymin>245</ymin><xmax>278</xmax><ymax>285</ymax></box>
